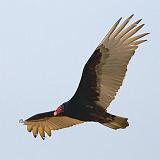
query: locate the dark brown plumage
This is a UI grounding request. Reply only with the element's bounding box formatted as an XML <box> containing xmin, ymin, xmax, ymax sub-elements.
<box><xmin>20</xmin><ymin>15</ymin><xmax>148</xmax><ymax>139</ymax></box>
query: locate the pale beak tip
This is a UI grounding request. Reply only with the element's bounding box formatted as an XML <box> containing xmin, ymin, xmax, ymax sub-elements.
<box><xmin>54</xmin><ymin>111</ymin><xmax>57</xmax><ymax>116</ymax></box>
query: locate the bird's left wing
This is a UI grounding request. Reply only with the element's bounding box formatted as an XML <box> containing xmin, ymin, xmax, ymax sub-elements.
<box><xmin>70</xmin><ymin>15</ymin><xmax>148</xmax><ymax>110</ymax></box>
<box><xmin>20</xmin><ymin>111</ymin><xmax>84</xmax><ymax>139</ymax></box>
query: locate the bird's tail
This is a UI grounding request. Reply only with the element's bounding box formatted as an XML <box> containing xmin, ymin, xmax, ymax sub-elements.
<box><xmin>101</xmin><ymin>113</ymin><xmax>129</xmax><ymax>130</ymax></box>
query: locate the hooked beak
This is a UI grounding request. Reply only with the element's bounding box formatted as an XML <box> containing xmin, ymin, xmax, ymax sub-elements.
<box><xmin>54</xmin><ymin>111</ymin><xmax>58</xmax><ymax>116</ymax></box>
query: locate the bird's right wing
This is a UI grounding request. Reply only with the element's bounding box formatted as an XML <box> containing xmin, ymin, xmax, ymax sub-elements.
<box><xmin>20</xmin><ymin>111</ymin><xmax>84</xmax><ymax>139</ymax></box>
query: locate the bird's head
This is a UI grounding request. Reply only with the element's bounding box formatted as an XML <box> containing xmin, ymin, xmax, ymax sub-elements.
<box><xmin>54</xmin><ymin>105</ymin><xmax>64</xmax><ymax>116</ymax></box>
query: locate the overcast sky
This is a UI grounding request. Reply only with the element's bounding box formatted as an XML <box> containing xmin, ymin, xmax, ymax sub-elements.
<box><xmin>0</xmin><ymin>0</ymin><xmax>159</xmax><ymax>160</ymax></box>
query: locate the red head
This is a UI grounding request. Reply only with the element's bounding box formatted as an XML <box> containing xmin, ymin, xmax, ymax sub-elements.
<box><xmin>54</xmin><ymin>105</ymin><xmax>64</xmax><ymax>116</ymax></box>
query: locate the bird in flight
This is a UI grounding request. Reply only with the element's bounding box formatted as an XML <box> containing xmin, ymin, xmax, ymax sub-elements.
<box><xmin>20</xmin><ymin>15</ymin><xmax>148</xmax><ymax>139</ymax></box>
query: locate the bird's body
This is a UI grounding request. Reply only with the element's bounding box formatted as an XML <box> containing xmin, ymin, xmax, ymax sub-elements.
<box><xmin>63</xmin><ymin>101</ymin><xmax>106</xmax><ymax>122</ymax></box>
<box><xmin>20</xmin><ymin>15</ymin><xmax>148</xmax><ymax>139</ymax></box>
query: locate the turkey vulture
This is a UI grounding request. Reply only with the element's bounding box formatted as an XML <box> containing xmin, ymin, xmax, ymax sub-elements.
<box><xmin>20</xmin><ymin>15</ymin><xmax>148</xmax><ymax>139</ymax></box>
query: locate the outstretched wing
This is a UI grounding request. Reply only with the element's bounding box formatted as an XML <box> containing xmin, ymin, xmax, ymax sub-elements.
<box><xmin>71</xmin><ymin>15</ymin><xmax>148</xmax><ymax>110</ymax></box>
<box><xmin>20</xmin><ymin>111</ymin><xmax>84</xmax><ymax>139</ymax></box>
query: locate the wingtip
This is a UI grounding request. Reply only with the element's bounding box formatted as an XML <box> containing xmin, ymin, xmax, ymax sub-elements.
<box><xmin>117</xmin><ymin>17</ymin><xmax>122</xmax><ymax>22</ymax></box>
<box><xmin>34</xmin><ymin>134</ymin><xmax>38</xmax><ymax>138</ymax></box>
<box><xmin>144</xmin><ymin>32</ymin><xmax>150</xmax><ymax>36</ymax></box>
<box><xmin>135</xmin><ymin>19</ymin><xmax>142</xmax><ymax>24</ymax></box>
<box><xmin>138</xmin><ymin>23</ymin><xmax>145</xmax><ymax>29</ymax></box>
<box><xmin>19</xmin><ymin>119</ymin><xmax>24</xmax><ymax>124</ymax></box>
<box><xmin>129</xmin><ymin>14</ymin><xmax>134</xmax><ymax>19</ymax></box>
<box><xmin>116</xmin><ymin>17</ymin><xmax>122</xmax><ymax>25</ymax></box>
<box><xmin>143</xmin><ymin>40</ymin><xmax>148</xmax><ymax>43</ymax></box>
<box><xmin>142</xmin><ymin>39</ymin><xmax>147</xmax><ymax>42</ymax></box>
<box><xmin>40</xmin><ymin>135</ymin><xmax>45</xmax><ymax>140</ymax></box>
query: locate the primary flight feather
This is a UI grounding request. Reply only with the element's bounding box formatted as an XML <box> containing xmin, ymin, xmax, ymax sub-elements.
<box><xmin>20</xmin><ymin>15</ymin><xmax>148</xmax><ymax>139</ymax></box>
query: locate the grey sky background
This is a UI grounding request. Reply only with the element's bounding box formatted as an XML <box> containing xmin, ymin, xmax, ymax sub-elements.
<box><xmin>0</xmin><ymin>0</ymin><xmax>159</xmax><ymax>159</ymax></box>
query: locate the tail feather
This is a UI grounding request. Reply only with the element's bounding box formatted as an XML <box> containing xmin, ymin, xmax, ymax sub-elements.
<box><xmin>101</xmin><ymin>113</ymin><xmax>129</xmax><ymax>130</ymax></box>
